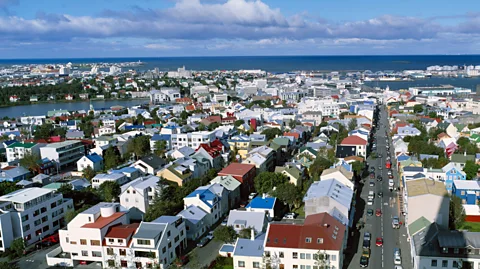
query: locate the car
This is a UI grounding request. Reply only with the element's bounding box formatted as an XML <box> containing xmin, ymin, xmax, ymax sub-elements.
<box><xmin>369</xmin><ymin>173</ymin><xmax>375</xmax><ymax>179</ymax></box>
<box><xmin>221</xmin><ymin>218</ymin><xmax>228</xmax><ymax>226</ymax></box>
<box><xmin>364</xmin><ymin>232</ymin><xmax>371</xmax><ymax>241</ymax></box>
<box><xmin>376</xmin><ymin>237</ymin><xmax>383</xmax><ymax>246</ymax></box>
<box><xmin>362</xmin><ymin>248</ymin><xmax>370</xmax><ymax>258</ymax></box>
<box><xmin>367</xmin><ymin>197</ymin><xmax>374</xmax><ymax>205</ymax></box>
<box><xmin>378</xmin><ymin>153</ymin><xmax>382</xmax><ymax>158</ymax></box>
<box><xmin>284</xmin><ymin>212</ymin><xmax>297</xmax><ymax>219</ymax></box>
<box><xmin>79</xmin><ymin>261</ymin><xmax>88</xmax><ymax>265</ymax></box>
<box><xmin>394</xmin><ymin>248</ymin><xmax>402</xmax><ymax>265</ymax></box>
<box><xmin>206</xmin><ymin>231</ymin><xmax>214</xmax><ymax>240</ymax></box>
<box><xmin>395</xmin><ymin>266</ymin><xmax>403</xmax><ymax>269</ymax></box>
<box><xmin>248</xmin><ymin>193</ymin><xmax>258</xmax><ymax>200</ymax></box>
<box><xmin>378</xmin><ymin>165</ymin><xmax>382</xmax><ymax>170</ymax></box>
<box><xmin>389</xmin><ymin>174</ymin><xmax>394</xmax><ymax>179</ymax></box>
<box><xmin>197</xmin><ymin>237</ymin><xmax>210</xmax><ymax>247</ymax></box>
<box><xmin>378</xmin><ymin>191</ymin><xmax>383</xmax><ymax>198</ymax></box>
<box><xmin>376</xmin><ymin>209</ymin><xmax>382</xmax><ymax>217</ymax></box>
<box><xmin>360</xmin><ymin>256</ymin><xmax>369</xmax><ymax>268</ymax></box>
<box><xmin>392</xmin><ymin>216</ymin><xmax>400</xmax><ymax>228</ymax></box>
<box><xmin>367</xmin><ymin>209</ymin><xmax>374</xmax><ymax>216</ymax></box>
<box><xmin>369</xmin><ymin>181</ymin><xmax>375</xmax><ymax>187</ymax></box>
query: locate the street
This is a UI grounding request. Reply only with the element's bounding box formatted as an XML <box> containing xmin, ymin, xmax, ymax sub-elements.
<box><xmin>347</xmin><ymin>104</ymin><xmax>412</xmax><ymax>269</ymax></box>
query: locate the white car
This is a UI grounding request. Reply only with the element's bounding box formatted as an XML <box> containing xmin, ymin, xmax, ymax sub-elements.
<box><xmin>367</xmin><ymin>197</ymin><xmax>374</xmax><ymax>205</ymax></box>
<box><xmin>206</xmin><ymin>231</ymin><xmax>214</xmax><ymax>240</ymax></box>
<box><xmin>284</xmin><ymin>213</ymin><xmax>297</xmax><ymax>219</ymax></box>
<box><xmin>389</xmin><ymin>179</ymin><xmax>394</xmax><ymax>188</ymax></box>
<box><xmin>248</xmin><ymin>193</ymin><xmax>257</xmax><ymax>200</ymax></box>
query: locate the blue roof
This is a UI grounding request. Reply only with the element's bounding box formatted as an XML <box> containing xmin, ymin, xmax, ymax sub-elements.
<box><xmin>151</xmin><ymin>134</ymin><xmax>171</xmax><ymax>141</ymax></box>
<box><xmin>187</xmin><ymin>188</ymin><xmax>217</xmax><ymax>208</ymax></box>
<box><xmin>125</xmin><ymin>125</ymin><xmax>145</xmax><ymax>130</ymax></box>
<box><xmin>111</xmin><ymin>167</ymin><xmax>138</xmax><ymax>174</ymax></box>
<box><xmin>397</xmin><ymin>155</ymin><xmax>411</xmax><ymax>162</ymax></box>
<box><xmin>86</xmin><ymin>153</ymin><xmax>103</xmax><ymax>163</ymax></box>
<box><xmin>3</xmin><ymin>140</ymin><xmax>17</xmax><ymax>146</ymax></box>
<box><xmin>403</xmin><ymin>166</ymin><xmax>424</xmax><ymax>172</ymax></box>
<box><xmin>246</xmin><ymin>197</ymin><xmax>276</xmax><ymax>210</ymax></box>
<box><xmin>220</xmin><ymin>244</ymin><xmax>235</xmax><ymax>253</ymax></box>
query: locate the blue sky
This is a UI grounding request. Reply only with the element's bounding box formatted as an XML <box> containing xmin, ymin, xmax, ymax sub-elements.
<box><xmin>1</xmin><ymin>0</ymin><xmax>480</xmax><ymax>58</ymax></box>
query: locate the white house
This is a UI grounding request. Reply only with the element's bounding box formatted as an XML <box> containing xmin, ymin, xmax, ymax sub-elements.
<box><xmin>91</xmin><ymin>173</ymin><xmax>128</xmax><ymax>188</ymax></box>
<box><xmin>120</xmin><ymin>175</ymin><xmax>161</xmax><ymax>215</ymax></box>
<box><xmin>76</xmin><ymin>153</ymin><xmax>104</xmax><ymax>172</ymax></box>
<box><xmin>6</xmin><ymin>142</ymin><xmax>42</xmax><ymax>163</ymax></box>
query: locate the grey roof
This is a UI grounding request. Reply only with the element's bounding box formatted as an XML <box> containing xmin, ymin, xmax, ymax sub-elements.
<box><xmin>403</xmin><ymin>166</ymin><xmax>425</xmax><ymax>172</ymax></box>
<box><xmin>139</xmin><ymin>155</ymin><xmax>166</xmax><ymax>169</ymax></box>
<box><xmin>152</xmin><ymin>215</ymin><xmax>181</xmax><ymax>225</ymax></box>
<box><xmin>233</xmin><ymin>233</ymin><xmax>266</xmax><ymax>257</ymax></box>
<box><xmin>227</xmin><ymin>210</ymin><xmax>268</xmax><ymax>233</ymax></box>
<box><xmin>210</xmin><ymin>175</ymin><xmax>241</xmax><ymax>191</ymax></box>
<box><xmin>176</xmin><ymin>205</ymin><xmax>208</xmax><ymax>224</ymax></box>
<box><xmin>303</xmin><ymin>178</ymin><xmax>353</xmax><ymax>210</ymax></box>
<box><xmin>121</xmin><ymin>175</ymin><xmax>160</xmax><ymax>193</ymax></box>
<box><xmin>133</xmin><ymin>222</ymin><xmax>164</xmax><ymax>240</ymax></box>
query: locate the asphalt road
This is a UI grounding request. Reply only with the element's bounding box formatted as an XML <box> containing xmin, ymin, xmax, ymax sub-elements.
<box><xmin>348</xmin><ymin>105</ymin><xmax>412</xmax><ymax>269</ymax></box>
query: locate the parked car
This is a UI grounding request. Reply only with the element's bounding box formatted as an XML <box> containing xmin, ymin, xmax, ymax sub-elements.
<box><xmin>206</xmin><ymin>231</ymin><xmax>214</xmax><ymax>240</ymax></box>
<box><xmin>197</xmin><ymin>237</ymin><xmax>210</xmax><ymax>248</ymax></box>
<box><xmin>362</xmin><ymin>248</ymin><xmax>370</xmax><ymax>258</ymax></box>
<box><xmin>394</xmin><ymin>248</ymin><xmax>402</xmax><ymax>265</ymax></box>
<box><xmin>284</xmin><ymin>212</ymin><xmax>297</xmax><ymax>219</ymax></box>
<box><xmin>221</xmin><ymin>218</ymin><xmax>228</xmax><ymax>226</ymax></box>
<box><xmin>367</xmin><ymin>209</ymin><xmax>374</xmax><ymax>216</ymax></box>
<box><xmin>369</xmin><ymin>181</ymin><xmax>375</xmax><ymax>187</ymax></box>
<box><xmin>364</xmin><ymin>232</ymin><xmax>371</xmax><ymax>241</ymax></box>
<box><xmin>369</xmin><ymin>173</ymin><xmax>375</xmax><ymax>179</ymax></box>
<box><xmin>360</xmin><ymin>256</ymin><xmax>369</xmax><ymax>268</ymax></box>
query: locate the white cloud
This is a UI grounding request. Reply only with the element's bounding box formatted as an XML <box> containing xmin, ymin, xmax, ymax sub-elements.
<box><xmin>144</xmin><ymin>43</ymin><xmax>179</xmax><ymax>50</ymax></box>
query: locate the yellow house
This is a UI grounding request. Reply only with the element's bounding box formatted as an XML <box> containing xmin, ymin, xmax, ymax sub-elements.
<box><xmin>228</xmin><ymin>140</ymin><xmax>251</xmax><ymax>160</ymax></box>
<box><xmin>157</xmin><ymin>163</ymin><xmax>193</xmax><ymax>186</ymax></box>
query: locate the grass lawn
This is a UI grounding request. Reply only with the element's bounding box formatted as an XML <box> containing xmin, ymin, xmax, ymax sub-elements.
<box><xmin>459</xmin><ymin>222</ymin><xmax>480</xmax><ymax>232</ymax></box>
<box><xmin>293</xmin><ymin>204</ymin><xmax>305</xmax><ymax>218</ymax></box>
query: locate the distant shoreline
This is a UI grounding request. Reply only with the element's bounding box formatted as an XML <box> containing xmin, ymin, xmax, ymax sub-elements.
<box><xmin>0</xmin><ymin>97</ymin><xmax>150</xmax><ymax>109</ymax></box>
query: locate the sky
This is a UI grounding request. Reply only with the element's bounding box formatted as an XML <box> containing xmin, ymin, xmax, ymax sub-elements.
<box><xmin>1</xmin><ymin>0</ymin><xmax>480</xmax><ymax>58</ymax></box>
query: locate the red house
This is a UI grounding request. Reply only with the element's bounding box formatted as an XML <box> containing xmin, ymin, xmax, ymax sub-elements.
<box><xmin>218</xmin><ymin>163</ymin><xmax>256</xmax><ymax>197</ymax></box>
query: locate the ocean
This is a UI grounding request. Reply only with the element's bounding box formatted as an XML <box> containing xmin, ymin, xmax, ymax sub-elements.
<box><xmin>2</xmin><ymin>55</ymin><xmax>480</xmax><ymax>73</ymax></box>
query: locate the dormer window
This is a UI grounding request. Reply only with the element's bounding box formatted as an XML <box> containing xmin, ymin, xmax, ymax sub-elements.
<box><xmin>305</xmin><ymin>237</ymin><xmax>312</xmax><ymax>243</ymax></box>
<box><xmin>317</xmin><ymin>238</ymin><xmax>323</xmax><ymax>244</ymax></box>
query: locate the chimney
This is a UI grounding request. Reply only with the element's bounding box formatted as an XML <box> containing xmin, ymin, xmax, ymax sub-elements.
<box><xmin>250</xmin><ymin>229</ymin><xmax>255</xmax><ymax>241</ymax></box>
<box><xmin>262</xmin><ymin>193</ymin><xmax>266</xmax><ymax>199</ymax></box>
<box><xmin>196</xmin><ymin>193</ymin><xmax>200</xmax><ymax>199</ymax></box>
<box><xmin>464</xmin><ymin>151</ymin><xmax>467</xmax><ymax>157</ymax></box>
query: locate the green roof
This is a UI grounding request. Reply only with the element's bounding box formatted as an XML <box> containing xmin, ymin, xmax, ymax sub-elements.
<box><xmin>168</xmin><ymin>164</ymin><xmax>192</xmax><ymax>180</ymax></box>
<box><xmin>43</xmin><ymin>183</ymin><xmax>64</xmax><ymax>190</ymax></box>
<box><xmin>8</xmin><ymin>142</ymin><xmax>37</xmax><ymax>149</ymax></box>
<box><xmin>451</xmin><ymin>153</ymin><xmax>475</xmax><ymax>163</ymax></box>
<box><xmin>299</xmin><ymin>146</ymin><xmax>318</xmax><ymax>157</ymax></box>
<box><xmin>275</xmin><ymin>165</ymin><xmax>301</xmax><ymax>180</ymax></box>
<box><xmin>408</xmin><ymin>216</ymin><xmax>431</xmax><ymax>236</ymax></box>
<box><xmin>272</xmin><ymin>137</ymin><xmax>290</xmax><ymax>146</ymax></box>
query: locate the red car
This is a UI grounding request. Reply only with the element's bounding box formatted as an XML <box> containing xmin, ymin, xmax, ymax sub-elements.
<box><xmin>376</xmin><ymin>237</ymin><xmax>383</xmax><ymax>246</ymax></box>
<box><xmin>375</xmin><ymin>209</ymin><xmax>382</xmax><ymax>217</ymax></box>
<box><xmin>79</xmin><ymin>261</ymin><xmax>88</xmax><ymax>265</ymax></box>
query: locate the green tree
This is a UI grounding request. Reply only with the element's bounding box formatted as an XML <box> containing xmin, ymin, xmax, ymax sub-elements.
<box><xmin>154</xmin><ymin>140</ymin><xmax>167</xmax><ymax>157</ymax></box>
<box><xmin>239</xmin><ymin>227</ymin><xmax>253</xmax><ymax>239</ymax></box>
<box><xmin>0</xmin><ymin>181</ymin><xmax>20</xmax><ymax>196</ymax></box>
<box><xmin>198</xmin><ymin>123</ymin><xmax>206</xmax><ymax>131</ymax></box>
<box><xmin>34</xmin><ymin>123</ymin><xmax>54</xmax><ymax>139</ymax></box>
<box><xmin>9</xmin><ymin>238</ymin><xmax>25</xmax><ymax>260</ymax></box>
<box><xmin>98</xmin><ymin>181</ymin><xmax>121</xmax><ymax>202</ymax></box>
<box><xmin>413</xmin><ymin>104</ymin><xmax>424</xmax><ymax>113</ymax></box>
<box><xmin>234</xmin><ymin>119</ymin><xmax>245</xmax><ymax>127</ymax></box>
<box><xmin>463</xmin><ymin>160</ymin><xmax>480</xmax><ymax>180</ymax></box>
<box><xmin>254</xmin><ymin>172</ymin><xmax>288</xmax><ymax>194</ymax></box>
<box><xmin>351</xmin><ymin>161</ymin><xmax>365</xmax><ymax>177</ymax></box>
<box><xmin>19</xmin><ymin>153</ymin><xmax>39</xmax><ymax>172</ymax></box>
<box><xmin>104</xmin><ymin>147</ymin><xmax>121</xmax><ymax>170</ymax></box>
<box><xmin>449</xmin><ymin>194</ymin><xmax>466</xmax><ymax>230</ymax></box>
<box><xmin>428</xmin><ymin>111</ymin><xmax>438</xmax><ymax>118</ymax></box>
<box><xmin>214</xmin><ymin>225</ymin><xmax>237</xmax><ymax>243</ymax></box>
<box><xmin>128</xmin><ymin>136</ymin><xmax>151</xmax><ymax>160</ymax></box>
<box><xmin>348</xmin><ymin>118</ymin><xmax>357</xmax><ymax>132</ymax></box>
<box><xmin>82</xmin><ymin>166</ymin><xmax>96</xmax><ymax>181</ymax></box>
<box><xmin>180</xmin><ymin>111</ymin><xmax>189</xmax><ymax>121</ymax></box>
<box><xmin>273</xmin><ymin>182</ymin><xmax>302</xmax><ymax>210</ymax></box>
<box><xmin>288</xmin><ymin>119</ymin><xmax>296</xmax><ymax>129</ymax></box>
<box><xmin>309</xmin><ymin>157</ymin><xmax>333</xmax><ymax>180</ymax></box>
<box><xmin>0</xmin><ymin>262</ymin><xmax>19</xmax><ymax>269</ymax></box>
<box><xmin>261</xmin><ymin>128</ymin><xmax>282</xmax><ymax>140</ymax></box>
<box><xmin>136</xmin><ymin>114</ymin><xmax>145</xmax><ymax>125</ymax></box>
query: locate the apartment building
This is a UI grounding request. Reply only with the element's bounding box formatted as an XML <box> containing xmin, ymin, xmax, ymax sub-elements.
<box><xmin>40</xmin><ymin>140</ymin><xmax>85</xmax><ymax>169</ymax></box>
<box><xmin>171</xmin><ymin>131</ymin><xmax>216</xmax><ymax>150</ymax></box>
<box><xmin>6</xmin><ymin>142</ymin><xmax>42</xmax><ymax>163</ymax></box>
<box><xmin>262</xmin><ymin>213</ymin><xmax>346</xmax><ymax>269</ymax></box>
<box><xmin>0</xmin><ymin>188</ymin><xmax>73</xmax><ymax>250</ymax></box>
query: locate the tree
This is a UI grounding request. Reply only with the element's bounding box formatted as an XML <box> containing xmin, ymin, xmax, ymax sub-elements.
<box><xmin>0</xmin><ymin>181</ymin><xmax>20</xmax><ymax>196</ymax></box>
<box><xmin>0</xmin><ymin>262</ymin><xmax>19</xmax><ymax>269</ymax></box>
<box><xmin>198</xmin><ymin>123</ymin><xmax>206</xmax><ymax>131</ymax></box>
<box><xmin>288</xmin><ymin>119</ymin><xmax>296</xmax><ymax>129</ymax></box>
<box><xmin>98</xmin><ymin>181</ymin><xmax>121</xmax><ymax>202</ymax></box>
<box><xmin>9</xmin><ymin>238</ymin><xmax>25</xmax><ymax>260</ymax></box>
<box><xmin>273</xmin><ymin>182</ymin><xmax>301</xmax><ymax>210</ymax></box>
<box><xmin>180</xmin><ymin>111</ymin><xmax>189</xmax><ymax>121</ymax></box>
<box><xmin>239</xmin><ymin>227</ymin><xmax>253</xmax><ymax>239</ymax></box>
<box><xmin>214</xmin><ymin>225</ymin><xmax>237</xmax><ymax>243</ymax></box>
<box><xmin>449</xmin><ymin>194</ymin><xmax>466</xmax><ymax>230</ymax></box>
<box><xmin>254</xmin><ymin>172</ymin><xmax>288</xmax><ymax>194</ymax></box>
<box><xmin>463</xmin><ymin>160</ymin><xmax>480</xmax><ymax>180</ymax></box>
<box><xmin>154</xmin><ymin>140</ymin><xmax>167</xmax><ymax>157</ymax></box>
<box><xmin>19</xmin><ymin>153</ymin><xmax>39</xmax><ymax>172</ymax></box>
<box><xmin>136</xmin><ymin>114</ymin><xmax>145</xmax><ymax>125</ymax></box>
<box><xmin>309</xmin><ymin>157</ymin><xmax>333</xmax><ymax>180</ymax></box>
<box><xmin>234</xmin><ymin>119</ymin><xmax>245</xmax><ymax>127</ymax></box>
<box><xmin>104</xmin><ymin>147</ymin><xmax>121</xmax><ymax>170</ymax></box>
<box><xmin>128</xmin><ymin>136</ymin><xmax>151</xmax><ymax>160</ymax></box>
<box><xmin>261</xmin><ymin>128</ymin><xmax>282</xmax><ymax>140</ymax></box>
<box><xmin>351</xmin><ymin>161</ymin><xmax>365</xmax><ymax>177</ymax></box>
<box><xmin>348</xmin><ymin>118</ymin><xmax>357</xmax><ymax>132</ymax></box>
<box><xmin>428</xmin><ymin>111</ymin><xmax>438</xmax><ymax>118</ymax></box>
<box><xmin>82</xmin><ymin>166</ymin><xmax>96</xmax><ymax>181</ymax></box>
<box><xmin>34</xmin><ymin>123</ymin><xmax>54</xmax><ymax>139</ymax></box>
<box><xmin>413</xmin><ymin>104</ymin><xmax>424</xmax><ymax>113</ymax></box>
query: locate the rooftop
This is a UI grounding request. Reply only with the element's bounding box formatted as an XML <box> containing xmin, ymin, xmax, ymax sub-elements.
<box><xmin>0</xmin><ymin>187</ymin><xmax>53</xmax><ymax>204</ymax></box>
<box><xmin>218</xmin><ymin>163</ymin><xmax>255</xmax><ymax>177</ymax></box>
<box><xmin>7</xmin><ymin>142</ymin><xmax>37</xmax><ymax>149</ymax></box>
<box><xmin>105</xmin><ymin>223</ymin><xmax>140</xmax><ymax>239</ymax></box>
<box><xmin>234</xmin><ymin>234</ymin><xmax>266</xmax><ymax>257</ymax></box>
<box><xmin>82</xmin><ymin>212</ymin><xmax>125</xmax><ymax>229</ymax></box>
<box><xmin>133</xmin><ymin>222</ymin><xmax>164</xmax><ymax>240</ymax></box>
<box><xmin>43</xmin><ymin>140</ymin><xmax>82</xmax><ymax>149</ymax></box>
<box><xmin>406</xmin><ymin>178</ymin><xmax>448</xmax><ymax>197</ymax></box>
<box><xmin>246</xmin><ymin>197</ymin><xmax>276</xmax><ymax>210</ymax></box>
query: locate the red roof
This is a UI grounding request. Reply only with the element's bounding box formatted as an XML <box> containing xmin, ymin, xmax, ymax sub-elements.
<box><xmin>197</xmin><ymin>139</ymin><xmax>223</xmax><ymax>158</ymax></box>
<box><xmin>218</xmin><ymin>163</ymin><xmax>255</xmax><ymax>177</ymax></box>
<box><xmin>82</xmin><ymin>212</ymin><xmax>125</xmax><ymax>229</ymax></box>
<box><xmin>340</xmin><ymin>135</ymin><xmax>367</xmax><ymax>146</ymax></box>
<box><xmin>105</xmin><ymin>223</ymin><xmax>140</xmax><ymax>239</ymax></box>
<box><xmin>265</xmin><ymin>213</ymin><xmax>345</xmax><ymax>251</ymax></box>
<box><xmin>283</xmin><ymin>132</ymin><xmax>300</xmax><ymax>139</ymax></box>
<box><xmin>222</xmin><ymin>117</ymin><xmax>237</xmax><ymax>122</ymax></box>
<box><xmin>175</xmin><ymin>97</ymin><xmax>193</xmax><ymax>104</ymax></box>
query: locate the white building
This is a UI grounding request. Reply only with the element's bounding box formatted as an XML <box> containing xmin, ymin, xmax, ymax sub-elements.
<box><xmin>6</xmin><ymin>142</ymin><xmax>42</xmax><ymax>163</ymax></box>
<box><xmin>171</xmin><ymin>131</ymin><xmax>216</xmax><ymax>150</ymax></box>
<box><xmin>40</xmin><ymin>140</ymin><xmax>85</xmax><ymax>169</ymax></box>
<box><xmin>149</xmin><ymin>88</ymin><xmax>181</xmax><ymax>104</ymax></box>
<box><xmin>91</xmin><ymin>173</ymin><xmax>128</xmax><ymax>189</ymax></box>
<box><xmin>0</xmin><ymin>188</ymin><xmax>73</xmax><ymax>250</ymax></box>
<box><xmin>76</xmin><ymin>153</ymin><xmax>104</xmax><ymax>172</ymax></box>
<box><xmin>20</xmin><ymin>116</ymin><xmax>46</xmax><ymax>126</ymax></box>
<box><xmin>120</xmin><ymin>175</ymin><xmax>161</xmax><ymax>215</ymax></box>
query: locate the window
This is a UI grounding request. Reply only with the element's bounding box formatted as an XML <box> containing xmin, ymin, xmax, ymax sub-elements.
<box><xmin>174</xmin><ymin>235</ymin><xmax>179</xmax><ymax>243</ymax></box>
<box><xmin>107</xmin><ymin>248</ymin><xmax>114</xmax><ymax>255</ymax></box>
<box><xmin>279</xmin><ymin>252</ymin><xmax>284</xmax><ymax>258</ymax></box>
<box><xmin>442</xmin><ymin>247</ymin><xmax>448</xmax><ymax>253</ymax></box>
<box><xmin>293</xmin><ymin>252</ymin><xmax>298</xmax><ymax>259</ymax></box>
<box><xmin>92</xmin><ymin>251</ymin><xmax>102</xmax><ymax>257</ymax></box>
<box><xmin>454</xmin><ymin>248</ymin><xmax>459</xmax><ymax>254</ymax></box>
<box><xmin>253</xmin><ymin>262</ymin><xmax>260</xmax><ymax>268</ymax></box>
<box><xmin>317</xmin><ymin>238</ymin><xmax>323</xmax><ymax>244</ymax></box>
<box><xmin>21</xmin><ymin>215</ymin><xmax>29</xmax><ymax>221</ymax></box>
<box><xmin>135</xmin><ymin>262</ymin><xmax>142</xmax><ymax>268</ymax></box>
<box><xmin>119</xmin><ymin>249</ymin><xmax>126</xmax><ymax>256</ymax></box>
<box><xmin>300</xmin><ymin>253</ymin><xmax>306</xmax><ymax>259</ymax></box>
<box><xmin>23</xmin><ymin>224</ymin><xmax>30</xmax><ymax>231</ymax></box>
<box><xmin>180</xmin><ymin>230</ymin><xmax>184</xmax><ymax>236</ymax></box>
<box><xmin>168</xmin><ymin>242</ymin><xmax>172</xmax><ymax>248</ymax></box>
<box><xmin>431</xmin><ymin>260</ymin><xmax>438</xmax><ymax>267</ymax></box>
<box><xmin>453</xmin><ymin>261</ymin><xmax>458</xmax><ymax>268</ymax></box>
<box><xmin>167</xmin><ymin>231</ymin><xmax>171</xmax><ymax>237</ymax></box>
<box><xmin>238</xmin><ymin>261</ymin><xmax>245</xmax><ymax>268</ymax></box>
<box><xmin>442</xmin><ymin>260</ymin><xmax>448</xmax><ymax>267</ymax></box>
<box><xmin>264</xmin><ymin>251</ymin><xmax>270</xmax><ymax>257</ymax></box>
<box><xmin>80</xmin><ymin>239</ymin><xmax>87</xmax><ymax>245</ymax></box>
<box><xmin>301</xmin><ymin>266</ymin><xmax>306</xmax><ymax>269</ymax></box>
<box><xmin>305</xmin><ymin>237</ymin><xmax>312</xmax><ymax>243</ymax></box>
<box><xmin>121</xmin><ymin>260</ymin><xmax>128</xmax><ymax>267</ymax></box>
<box><xmin>53</xmin><ymin>220</ymin><xmax>59</xmax><ymax>227</ymax></box>
<box><xmin>90</xmin><ymin>240</ymin><xmax>101</xmax><ymax>246</ymax></box>
<box><xmin>137</xmin><ymin>239</ymin><xmax>150</xmax><ymax>245</ymax></box>
<box><xmin>306</xmin><ymin>253</ymin><xmax>311</xmax><ymax>260</ymax></box>
<box><xmin>81</xmin><ymin>250</ymin><xmax>88</xmax><ymax>257</ymax></box>
<box><xmin>108</xmin><ymin>260</ymin><xmax>115</xmax><ymax>267</ymax></box>
<box><xmin>293</xmin><ymin>266</ymin><xmax>298</xmax><ymax>269</ymax></box>
<box><xmin>162</xmin><ymin>247</ymin><xmax>166</xmax><ymax>253</ymax></box>
<box><xmin>50</xmin><ymin>202</ymin><xmax>56</xmax><ymax>209</ymax></box>
<box><xmin>331</xmin><ymin>254</ymin><xmax>336</xmax><ymax>261</ymax></box>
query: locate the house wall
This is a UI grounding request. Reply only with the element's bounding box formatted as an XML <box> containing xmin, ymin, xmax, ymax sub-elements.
<box><xmin>415</xmin><ymin>256</ymin><xmax>477</xmax><ymax>269</ymax></box>
<box><xmin>0</xmin><ymin>212</ymin><xmax>13</xmax><ymax>252</ymax></box>
<box><xmin>263</xmin><ymin>247</ymin><xmax>342</xmax><ymax>269</ymax></box>
<box><xmin>407</xmin><ymin>195</ymin><xmax>449</xmax><ymax>229</ymax></box>
<box><xmin>233</xmin><ymin>255</ymin><xmax>263</xmax><ymax>269</ymax></box>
